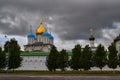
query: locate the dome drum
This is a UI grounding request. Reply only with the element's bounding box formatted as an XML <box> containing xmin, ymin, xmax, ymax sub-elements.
<box><xmin>36</xmin><ymin>32</ymin><xmax>44</xmax><ymax>35</ymax></box>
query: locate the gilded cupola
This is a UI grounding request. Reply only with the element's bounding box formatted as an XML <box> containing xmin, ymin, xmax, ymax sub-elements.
<box><xmin>36</xmin><ymin>18</ymin><xmax>46</xmax><ymax>35</ymax></box>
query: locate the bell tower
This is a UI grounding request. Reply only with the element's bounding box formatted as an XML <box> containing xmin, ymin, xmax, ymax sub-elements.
<box><xmin>89</xmin><ymin>28</ymin><xmax>95</xmax><ymax>48</ymax></box>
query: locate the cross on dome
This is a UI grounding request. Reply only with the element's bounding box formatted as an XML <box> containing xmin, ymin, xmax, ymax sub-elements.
<box><xmin>90</xmin><ymin>28</ymin><xmax>93</xmax><ymax>35</ymax></box>
<box><xmin>40</xmin><ymin>18</ymin><xmax>43</xmax><ymax>24</ymax></box>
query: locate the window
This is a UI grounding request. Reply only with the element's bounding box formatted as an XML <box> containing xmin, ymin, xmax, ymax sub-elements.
<box><xmin>25</xmin><ymin>60</ymin><xmax>27</xmax><ymax>62</ymax></box>
<box><xmin>35</xmin><ymin>60</ymin><xmax>37</xmax><ymax>62</ymax></box>
<box><xmin>30</xmin><ymin>60</ymin><xmax>32</xmax><ymax>62</ymax></box>
<box><xmin>40</xmin><ymin>60</ymin><xmax>42</xmax><ymax>62</ymax></box>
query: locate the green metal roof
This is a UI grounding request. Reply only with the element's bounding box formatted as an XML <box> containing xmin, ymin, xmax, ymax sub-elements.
<box><xmin>6</xmin><ymin>51</ymin><xmax>110</xmax><ymax>56</ymax></box>
<box><xmin>20</xmin><ymin>52</ymin><xmax>73</xmax><ymax>56</ymax></box>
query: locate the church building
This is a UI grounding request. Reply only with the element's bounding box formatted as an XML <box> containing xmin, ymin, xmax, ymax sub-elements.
<box><xmin>24</xmin><ymin>19</ymin><xmax>54</xmax><ymax>52</ymax></box>
<box><xmin>114</xmin><ymin>34</ymin><xmax>120</xmax><ymax>54</ymax></box>
<box><xmin>16</xmin><ymin>19</ymin><xmax>54</xmax><ymax>70</ymax></box>
<box><xmin>89</xmin><ymin>28</ymin><xmax>96</xmax><ymax>51</ymax></box>
<box><xmin>17</xmin><ymin>20</ymin><xmax>120</xmax><ymax>70</ymax></box>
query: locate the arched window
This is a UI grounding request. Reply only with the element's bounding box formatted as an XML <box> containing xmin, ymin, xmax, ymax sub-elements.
<box><xmin>40</xmin><ymin>60</ymin><xmax>42</xmax><ymax>62</ymax></box>
<box><xmin>30</xmin><ymin>60</ymin><xmax>32</xmax><ymax>62</ymax></box>
<box><xmin>35</xmin><ymin>60</ymin><xmax>37</xmax><ymax>62</ymax></box>
<box><xmin>25</xmin><ymin>60</ymin><xmax>27</xmax><ymax>62</ymax></box>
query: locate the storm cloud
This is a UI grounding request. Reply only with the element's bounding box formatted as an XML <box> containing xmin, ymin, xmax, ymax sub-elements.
<box><xmin>0</xmin><ymin>0</ymin><xmax>120</xmax><ymax>41</ymax></box>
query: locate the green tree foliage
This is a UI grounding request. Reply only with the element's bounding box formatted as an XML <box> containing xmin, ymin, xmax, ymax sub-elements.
<box><xmin>108</xmin><ymin>43</ymin><xmax>118</xmax><ymax>70</ymax></box>
<box><xmin>70</xmin><ymin>44</ymin><xmax>81</xmax><ymax>70</ymax></box>
<box><xmin>93</xmin><ymin>44</ymin><xmax>106</xmax><ymax>70</ymax></box>
<box><xmin>47</xmin><ymin>45</ymin><xmax>59</xmax><ymax>71</ymax></box>
<box><xmin>80</xmin><ymin>45</ymin><xmax>92</xmax><ymax>70</ymax></box>
<box><xmin>57</xmin><ymin>49</ymin><xmax>68</xmax><ymax>71</ymax></box>
<box><xmin>8</xmin><ymin>39</ymin><xmax>22</xmax><ymax>69</ymax></box>
<box><xmin>4</xmin><ymin>41</ymin><xmax>10</xmax><ymax>52</ymax></box>
<box><xmin>0</xmin><ymin>47</ymin><xmax>6</xmax><ymax>70</ymax></box>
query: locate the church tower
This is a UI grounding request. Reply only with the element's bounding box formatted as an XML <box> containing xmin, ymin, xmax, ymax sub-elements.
<box><xmin>27</xmin><ymin>25</ymin><xmax>35</xmax><ymax>44</ymax></box>
<box><xmin>36</xmin><ymin>18</ymin><xmax>46</xmax><ymax>42</ymax></box>
<box><xmin>89</xmin><ymin>28</ymin><xmax>95</xmax><ymax>48</ymax></box>
<box><xmin>114</xmin><ymin>34</ymin><xmax>120</xmax><ymax>54</ymax></box>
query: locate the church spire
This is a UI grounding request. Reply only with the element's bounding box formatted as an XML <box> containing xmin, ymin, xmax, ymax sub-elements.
<box><xmin>49</xmin><ymin>27</ymin><xmax>51</xmax><ymax>34</ymax></box>
<box><xmin>36</xmin><ymin>18</ymin><xmax>46</xmax><ymax>35</ymax></box>
<box><xmin>40</xmin><ymin>18</ymin><xmax>43</xmax><ymax>24</ymax></box>
<box><xmin>30</xmin><ymin>25</ymin><xmax>32</xmax><ymax>32</ymax></box>
<box><xmin>90</xmin><ymin>28</ymin><xmax>93</xmax><ymax>36</ymax></box>
<box><xmin>46</xmin><ymin>25</ymin><xmax>51</xmax><ymax>34</ymax></box>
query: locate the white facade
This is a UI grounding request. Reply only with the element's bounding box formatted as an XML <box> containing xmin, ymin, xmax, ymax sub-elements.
<box><xmin>17</xmin><ymin>56</ymin><xmax>120</xmax><ymax>71</ymax></box>
<box><xmin>89</xmin><ymin>41</ymin><xmax>94</xmax><ymax>48</ymax></box>
<box><xmin>24</xmin><ymin>20</ymin><xmax>54</xmax><ymax>52</ymax></box>
<box><xmin>114</xmin><ymin>34</ymin><xmax>120</xmax><ymax>55</ymax></box>
<box><xmin>115</xmin><ymin>40</ymin><xmax>120</xmax><ymax>54</ymax></box>
<box><xmin>28</xmin><ymin>37</ymin><xmax>34</xmax><ymax>44</ymax></box>
<box><xmin>17</xmin><ymin>56</ymin><xmax>48</xmax><ymax>70</ymax></box>
<box><xmin>24</xmin><ymin>31</ymin><xmax>54</xmax><ymax>52</ymax></box>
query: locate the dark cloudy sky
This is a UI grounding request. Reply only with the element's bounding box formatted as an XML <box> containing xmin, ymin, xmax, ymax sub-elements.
<box><xmin>0</xmin><ymin>0</ymin><xmax>120</xmax><ymax>50</ymax></box>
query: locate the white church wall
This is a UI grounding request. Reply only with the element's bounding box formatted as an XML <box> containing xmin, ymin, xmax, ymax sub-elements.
<box><xmin>116</xmin><ymin>41</ymin><xmax>120</xmax><ymax>54</ymax></box>
<box><xmin>16</xmin><ymin>56</ymin><xmax>120</xmax><ymax>71</ymax></box>
<box><xmin>49</xmin><ymin>40</ymin><xmax>52</xmax><ymax>44</ymax></box>
<box><xmin>46</xmin><ymin>37</ymin><xmax>49</xmax><ymax>44</ymax></box>
<box><xmin>24</xmin><ymin>46</ymin><xmax>34</xmax><ymax>52</ymax></box>
<box><xmin>42</xmin><ymin>37</ymin><xmax>45</xmax><ymax>44</ymax></box>
<box><xmin>34</xmin><ymin>46</ymin><xmax>42</xmax><ymax>51</ymax></box>
<box><xmin>45</xmin><ymin>37</ymin><xmax>47</xmax><ymax>44</ymax></box>
<box><xmin>37</xmin><ymin>35</ymin><xmax>42</xmax><ymax>42</ymax></box>
<box><xmin>28</xmin><ymin>38</ymin><xmax>34</xmax><ymax>44</ymax></box>
<box><xmin>89</xmin><ymin>40</ymin><xmax>94</xmax><ymax>47</ymax></box>
<box><xmin>42</xmin><ymin>46</ymin><xmax>50</xmax><ymax>52</ymax></box>
<box><xmin>17</xmin><ymin>56</ymin><xmax>48</xmax><ymax>70</ymax></box>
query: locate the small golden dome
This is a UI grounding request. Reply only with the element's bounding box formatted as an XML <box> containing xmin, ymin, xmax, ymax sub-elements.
<box><xmin>36</xmin><ymin>18</ymin><xmax>46</xmax><ymax>35</ymax></box>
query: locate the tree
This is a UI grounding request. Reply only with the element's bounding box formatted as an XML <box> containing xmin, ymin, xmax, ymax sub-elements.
<box><xmin>70</xmin><ymin>44</ymin><xmax>81</xmax><ymax>70</ymax></box>
<box><xmin>93</xmin><ymin>44</ymin><xmax>107</xmax><ymax>70</ymax></box>
<box><xmin>4</xmin><ymin>41</ymin><xmax>10</xmax><ymax>52</ymax></box>
<box><xmin>0</xmin><ymin>47</ymin><xmax>6</xmax><ymax>70</ymax></box>
<box><xmin>118</xmin><ymin>54</ymin><xmax>120</xmax><ymax>67</ymax></box>
<box><xmin>57</xmin><ymin>49</ymin><xmax>68</xmax><ymax>71</ymax></box>
<box><xmin>80</xmin><ymin>45</ymin><xmax>92</xmax><ymax>70</ymax></box>
<box><xmin>47</xmin><ymin>45</ymin><xmax>59</xmax><ymax>71</ymax></box>
<box><xmin>108</xmin><ymin>43</ymin><xmax>118</xmax><ymax>70</ymax></box>
<box><xmin>8</xmin><ymin>39</ymin><xmax>22</xmax><ymax>70</ymax></box>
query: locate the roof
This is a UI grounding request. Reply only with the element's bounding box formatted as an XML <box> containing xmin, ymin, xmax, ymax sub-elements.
<box><xmin>89</xmin><ymin>35</ymin><xmax>95</xmax><ymax>40</ymax></box>
<box><xmin>6</xmin><ymin>51</ymin><xmax>110</xmax><ymax>56</ymax></box>
<box><xmin>27</xmin><ymin>32</ymin><xmax>36</xmax><ymax>38</ymax></box>
<box><xmin>36</xmin><ymin>23</ymin><xmax>46</xmax><ymax>35</ymax></box>
<box><xmin>49</xmin><ymin>34</ymin><xmax>54</xmax><ymax>40</ymax></box>
<box><xmin>24</xmin><ymin>42</ymin><xmax>52</xmax><ymax>46</ymax></box>
<box><xmin>42</xmin><ymin>31</ymin><xmax>51</xmax><ymax>37</ymax></box>
<box><xmin>20</xmin><ymin>52</ymin><xmax>72</xmax><ymax>56</ymax></box>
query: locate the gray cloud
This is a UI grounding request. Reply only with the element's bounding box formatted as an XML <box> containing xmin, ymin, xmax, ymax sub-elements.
<box><xmin>0</xmin><ymin>0</ymin><xmax>120</xmax><ymax>41</ymax></box>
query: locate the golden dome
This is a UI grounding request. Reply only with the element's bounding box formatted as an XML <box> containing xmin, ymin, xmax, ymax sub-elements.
<box><xmin>36</xmin><ymin>18</ymin><xmax>46</xmax><ymax>35</ymax></box>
